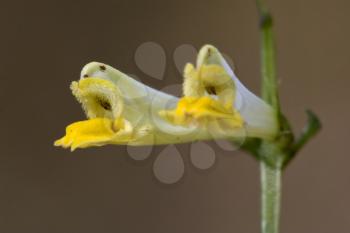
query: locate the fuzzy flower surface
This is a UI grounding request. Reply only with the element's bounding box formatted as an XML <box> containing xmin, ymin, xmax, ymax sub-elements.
<box><xmin>55</xmin><ymin>45</ymin><xmax>277</xmax><ymax>151</ymax></box>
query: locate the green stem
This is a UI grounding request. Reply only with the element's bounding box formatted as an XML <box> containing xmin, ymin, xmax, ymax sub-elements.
<box><xmin>256</xmin><ymin>1</ymin><xmax>283</xmax><ymax>231</ymax></box>
<box><xmin>260</xmin><ymin>162</ymin><xmax>282</xmax><ymax>233</ymax></box>
<box><xmin>256</xmin><ymin>0</ymin><xmax>281</xmax><ymax>125</ymax></box>
<box><xmin>253</xmin><ymin>1</ymin><xmax>321</xmax><ymax>233</ymax></box>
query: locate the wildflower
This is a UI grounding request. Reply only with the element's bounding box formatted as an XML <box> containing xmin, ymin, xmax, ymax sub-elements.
<box><xmin>54</xmin><ymin>45</ymin><xmax>277</xmax><ymax>151</ymax></box>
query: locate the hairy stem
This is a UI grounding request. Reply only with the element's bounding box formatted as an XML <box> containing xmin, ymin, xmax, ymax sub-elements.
<box><xmin>256</xmin><ymin>1</ymin><xmax>283</xmax><ymax>233</ymax></box>
<box><xmin>256</xmin><ymin>0</ymin><xmax>281</xmax><ymax>125</ymax></box>
<box><xmin>260</xmin><ymin>162</ymin><xmax>282</xmax><ymax>233</ymax></box>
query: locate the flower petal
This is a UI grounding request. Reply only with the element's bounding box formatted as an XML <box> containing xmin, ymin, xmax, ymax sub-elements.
<box><xmin>197</xmin><ymin>45</ymin><xmax>278</xmax><ymax>139</ymax></box>
<box><xmin>54</xmin><ymin>118</ymin><xmax>132</xmax><ymax>151</ymax></box>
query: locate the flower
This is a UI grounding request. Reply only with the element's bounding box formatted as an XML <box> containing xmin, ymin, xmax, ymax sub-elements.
<box><xmin>54</xmin><ymin>45</ymin><xmax>277</xmax><ymax>151</ymax></box>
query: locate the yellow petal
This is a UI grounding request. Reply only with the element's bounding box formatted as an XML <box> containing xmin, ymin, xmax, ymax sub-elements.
<box><xmin>159</xmin><ymin>96</ymin><xmax>244</xmax><ymax>130</ymax></box>
<box><xmin>70</xmin><ymin>78</ymin><xmax>123</xmax><ymax>120</ymax></box>
<box><xmin>199</xmin><ymin>64</ymin><xmax>235</xmax><ymax>107</ymax></box>
<box><xmin>54</xmin><ymin>118</ymin><xmax>131</xmax><ymax>151</ymax></box>
<box><xmin>183</xmin><ymin>64</ymin><xmax>235</xmax><ymax>108</ymax></box>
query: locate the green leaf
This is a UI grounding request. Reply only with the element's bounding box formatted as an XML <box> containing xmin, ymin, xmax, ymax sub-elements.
<box><xmin>283</xmin><ymin>110</ymin><xmax>322</xmax><ymax>167</ymax></box>
<box><xmin>292</xmin><ymin>110</ymin><xmax>322</xmax><ymax>153</ymax></box>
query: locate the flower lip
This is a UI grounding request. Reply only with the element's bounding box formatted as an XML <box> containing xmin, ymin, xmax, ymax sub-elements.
<box><xmin>183</xmin><ymin>63</ymin><xmax>236</xmax><ymax>107</ymax></box>
<box><xmin>197</xmin><ymin>45</ymin><xmax>279</xmax><ymax>139</ymax></box>
<box><xmin>54</xmin><ymin>117</ymin><xmax>134</xmax><ymax>151</ymax></box>
<box><xmin>159</xmin><ymin>96</ymin><xmax>244</xmax><ymax>130</ymax></box>
<box><xmin>71</xmin><ymin>77</ymin><xmax>123</xmax><ymax>120</ymax></box>
<box><xmin>161</xmin><ymin>60</ymin><xmax>243</xmax><ymax>134</ymax></box>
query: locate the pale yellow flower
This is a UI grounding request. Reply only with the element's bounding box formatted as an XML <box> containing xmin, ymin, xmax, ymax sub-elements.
<box><xmin>54</xmin><ymin>45</ymin><xmax>277</xmax><ymax>151</ymax></box>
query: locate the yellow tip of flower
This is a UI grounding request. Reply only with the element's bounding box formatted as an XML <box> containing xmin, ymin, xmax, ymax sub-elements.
<box><xmin>54</xmin><ymin>117</ymin><xmax>132</xmax><ymax>151</ymax></box>
<box><xmin>159</xmin><ymin>96</ymin><xmax>244</xmax><ymax>130</ymax></box>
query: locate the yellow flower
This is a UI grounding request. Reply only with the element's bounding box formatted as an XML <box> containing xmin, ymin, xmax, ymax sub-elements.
<box><xmin>159</xmin><ymin>63</ymin><xmax>244</xmax><ymax>133</ymax></box>
<box><xmin>54</xmin><ymin>45</ymin><xmax>277</xmax><ymax>151</ymax></box>
<box><xmin>54</xmin><ymin>117</ymin><xmax>133</xmax><ymax>151</ymax></box>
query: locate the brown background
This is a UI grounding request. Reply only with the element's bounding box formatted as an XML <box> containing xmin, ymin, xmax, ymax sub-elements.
<box><xmin>0</xmin><ymin>0</ymin><xmax>349</xmax><ymax>232</ymax></box>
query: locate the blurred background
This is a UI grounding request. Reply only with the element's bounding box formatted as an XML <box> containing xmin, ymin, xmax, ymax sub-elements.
<box><xmin>0</xmin><ymin>0</ymin><xmax>349</xmax><ymax>232</ymax></box>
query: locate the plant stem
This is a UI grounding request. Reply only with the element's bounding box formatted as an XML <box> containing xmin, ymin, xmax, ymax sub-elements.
<box><xmin>260</xmin><ymin>161</ymin><xmax>282</xmax><ymax>233</ymax></box>
<box><xmin>256</xmin><ymin>0</ymin><xmax>281</xmax><ymax>125</ymax></box>
<box><xmin>254</xmin><ymin>1</ymin><xmax>321</xmax><ymax>232</ymax></box>
<box><xmin>256</xmin><ymin>1</ymin><xmax>283</xmax><ymax>231</ymax></box>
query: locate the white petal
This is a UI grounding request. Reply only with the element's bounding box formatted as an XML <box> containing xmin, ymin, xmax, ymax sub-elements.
<box><xmin>197</xmin><ymin>45</ymin><xmax>278</xmax><ymax>139</ymax></box>
<box><xmin>80</xmin><ymin>62</ymin><xmax>212</xmax><ymax>145</ymax></box>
